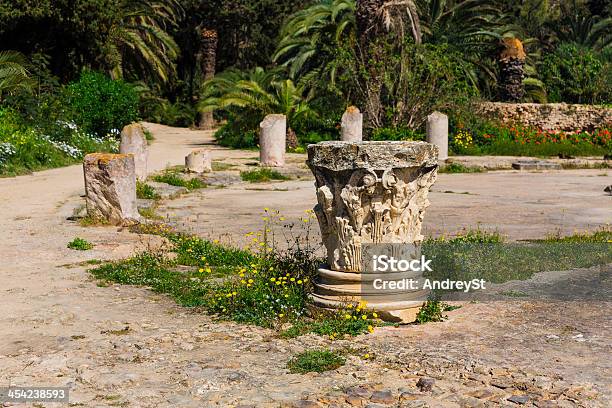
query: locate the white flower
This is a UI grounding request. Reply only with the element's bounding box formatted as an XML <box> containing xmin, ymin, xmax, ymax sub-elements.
<box><xmin>0</xmin><ymin>142</ymin><xmax>16</xmax><ymax>165</ymax></box>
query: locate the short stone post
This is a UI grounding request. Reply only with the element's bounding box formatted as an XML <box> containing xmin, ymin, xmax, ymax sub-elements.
<box><xmin>426</xmin><ymin>112</ymin><xmax>448</xmax><ymax>161</ymax></box>
<box><xmin>259</xmin><ymin>114</ymin><xmax>286</xmax><ymax>167</ymax></box>
<box><xmin>341</xmin><ymin>106</ymin><xmax>363</xmax><ymax>142</ymax></box>
<box><xmin>119</xmin><ymin>123</ymin><xmax>148</xmax><ymax>180</ymax></box>
<box><xmin>185</xmin><ymin>149</ymin><xmax>212</xmax><ymax>173</ymax></box>
<box><xmin>83</xmin><ymin>153</ymin><xmax>140</xmax><ymax>225</ymax></box>
<box><xmin>307</xmin><ymin>141</ymin><xmax>438</xmax><ymax>323</ymax></box>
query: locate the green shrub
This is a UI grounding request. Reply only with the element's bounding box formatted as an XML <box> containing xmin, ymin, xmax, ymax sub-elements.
<box><xmin>287</xmin><ymin>350</ymin><xmax>346</xmax><ymax>373</ymax></box>
<box><xmin>214</xmin><ymin>122</ymin><xmax>258</xmax><ymax>149</ymax></box>
<box><xmin>415</xmin><ymin>298</ymin><xmax>458</xmax><ymax>324</ymax></box>
<box><xmin>371</xmin><ymin>127</ymin><xmax>425</xmax><ymax>141</ymax></box>
<box><xmin>539</xmin><ymin>43</ymin><xmax>611</xmax><ymax>104</ymax></box>
<box><xmin>66</xmin><ymin>71</ymin><xmax>139</xmax><ymax>137</ymax></box>
<box><xmin>67</xmin><ymin>237</ymin><xmax>94</xmax><ymax>250</ymax></box>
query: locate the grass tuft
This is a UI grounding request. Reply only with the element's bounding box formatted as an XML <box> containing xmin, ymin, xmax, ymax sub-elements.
<box><xmin>136</xmin><ymin>181</ymin><xmax>160</xmax><ymax>199</ymax></box>
<box><xmin>439</xmin><ymin>163</ymin><xmax>484</xmax><ymax>174</ymax></box>
<box><xmin>287</xmin><ymin>349</ymin><xmax>346</xmax><ymax>374</ymax></box>
<box><xmin>67</xmin><ymin>237</ymin><xmax>94</xmax><ymax>250</ymax></box>
<box><xmin>240</xmin><ymin>168</ymin><xmax>290</xmax><ymax>183</ymax></box>
<box><xmin>153</xmin><ymin>170</ymin><xmax>206</xmax><ymax>190</ymax></box>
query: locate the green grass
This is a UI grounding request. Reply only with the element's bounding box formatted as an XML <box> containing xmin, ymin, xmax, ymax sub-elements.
<box><xmin>136</xmin><ymin>181</ymin><xmax>160</xmax><ymax>199</ymax></box>
<box><xmin>211</xmin><ymin>161</ymin><xmax>236</xmax><ymax>171</ymax></box>
<box><xmin>540</xmin><ymin>227</ymin><xmax>612</xmax><ymax>243</ymax></box>
<box><xmin>439</xmin><ymin>163</ymin><xmax>484</xmax><ymax>174</ymax></box>
<box><xmin>90</xmin><ymin>228</ymin><xmax>379</xmax><ymax>336</ymax></box>
<box><xmin>67</xmin><ymin>237</ymin><xmax>94</xmax><ymax>250</ymax></box>
<box><xmin>240</xmin><ymin>168</ymin><xmax>290</xmax><ymax>183</ymax></box>
<box><xmin>153</xmin><ymin>170</ymin><xmax>206</xmax><ymax>190</ymax></box>
<box><xmin>422</xmin><ymin>228</ymin><xmax>610</xmax><ymax>285</ymax></box>
<box><xmin>287</xmin><ymin>349</ymin><xmax>346</xmax><ymax>373</ymax></box>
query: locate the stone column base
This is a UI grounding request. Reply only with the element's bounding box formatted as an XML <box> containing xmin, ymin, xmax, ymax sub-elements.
<box><xmin>310</xmin><ymin>266</ymin><xmax>427</xmax><ymax>324</ymax></box>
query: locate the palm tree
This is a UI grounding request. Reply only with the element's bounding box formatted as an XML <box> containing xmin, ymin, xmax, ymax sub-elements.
<box><xmin>104</xmin><ymin>0</ymin><xmax>182</xmax><ymax>83</ymax></box>
<box><xmin>557</xmin><ymin>11</ymin><xmax>612</xmax><ymax>51</ymax></box>
<box><xmin>196</xmin><ymin>27</ymin><xmax>219</xmax><ymax>129</ymax></box>
<box><xmin>0</xmin><ymin>51</ymin><xmax>32</xmax><ymax>99</ymax></box>
<box><xmin>273</xmin><ymin>0</ymin><xmax>355</xmax><ymax>86</ymax></box>
<box><xmin>199</xmin><ymin>68</ymin><xmax>315</xmax><ymax>146</ymax></box>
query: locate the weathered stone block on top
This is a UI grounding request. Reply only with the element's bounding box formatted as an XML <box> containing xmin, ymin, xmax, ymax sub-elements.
<box><xmin>259</xmin><ymin>114</ymin><xmax>286</xmax><ymax>167</ymax></box>
<box><xmin>119</xmin><ymin>123</ymin><xmax>148</xmax><ymax>181</ymax></box>
<box><xmin>307</xmin><ymin>141</ymin><xmax>438</xmax><ymax>172</ymax></box>
<box><xmin>83</xmin><ymin>153</ymin><xmax>140</xmax><ymax>226</ymax></box>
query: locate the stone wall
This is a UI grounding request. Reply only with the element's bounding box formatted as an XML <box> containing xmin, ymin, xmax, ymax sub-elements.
<box><xmin>478</xmin><ymin>102</ymin><xmax>612</xmax><ymax>131</ymax></box>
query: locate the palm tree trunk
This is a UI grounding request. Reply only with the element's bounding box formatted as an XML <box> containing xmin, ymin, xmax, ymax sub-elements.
<box><xmin>198</xmin><ymin>28</ymin><xmax>218</xmax><ymax>130</ymax></box>
<box><xmin>498</xmin><ymin>38</ymin><xmax>526</xmax><ymax>102</ymax></box>
<box><xmin>355</xmin><ymin>0</ymin><xmax>386</xmax><ymax>131</ymax></box>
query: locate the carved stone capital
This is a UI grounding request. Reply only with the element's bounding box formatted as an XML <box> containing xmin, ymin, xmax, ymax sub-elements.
<box><xmin>307</xmin><ymin>141</ymin><xmax>438</xmax><ymax>272</ymax></box>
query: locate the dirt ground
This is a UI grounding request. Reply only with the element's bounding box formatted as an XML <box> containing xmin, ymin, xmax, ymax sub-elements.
<box><xmin>0</xmin><ymin>123</ymin><xmax>610</xmax><ymax>407</ymax></box>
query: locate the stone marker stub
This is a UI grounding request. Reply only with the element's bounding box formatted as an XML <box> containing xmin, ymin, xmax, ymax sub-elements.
<box><xmin>341</xmin><ymin>106</ymin><xmax>363</xmax><ymax>142</ymax></box>
<box><xmin>307</xmin><ymin>141</ymin><xmax>439</xmax><ymax>323</ymax></box>
<box><xmin>83</xmin><ymin>153</ymin><xmax>140</xmax><ymax>226</ymax></box>
<box><xmin>259</xmin><ymin>114</ymin><xmax>286</xmax><ymax>167</ymax></box>
<box><xmin>426</xmin><ymin>111</ymin><xmax>449</xmax><ymax>161</ymax></box>
<box><xmin>512</xmin><ymin>159</ymin><xmax>561</xmax><ymax>170</ymax></box>
<box><xmin>119</xmin><ymin>123</ymin><xmax>148</xmax><ymax>181</ymax></box>
<box><xmin>185</xmin><ymin>149</ymin><xmax>212</xmax><ymax>173</ymax></box>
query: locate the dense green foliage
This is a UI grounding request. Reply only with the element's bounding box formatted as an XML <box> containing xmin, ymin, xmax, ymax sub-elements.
<box><xmin>539</xmin><ymin>43</ymin><xmax>611</xmax><ymax>103</ymax></box>
<box><xmin>0</xmin><ymin>108</ymin><xmax>117</xmax><ymax>176</ymax></box>
<box><xmin>1</xmin><ymin>0</ymin><xmax>611</xmax><ymax>168</ymax></box>
<box><xmin>66</xmin><ymin>71</ymin><xmax>139</xmax><ymax>137</ymax></box>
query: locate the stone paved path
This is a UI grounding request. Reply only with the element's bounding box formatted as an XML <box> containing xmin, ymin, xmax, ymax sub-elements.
<box><xmin>0</xmin><ymin>123</ymin><xmax>610</xmax><ymax>407</ymax></box>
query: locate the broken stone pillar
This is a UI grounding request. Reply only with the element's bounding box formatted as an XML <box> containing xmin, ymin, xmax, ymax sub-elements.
<box><xmin>185</xmin><ymin>149</ymin><xmax>212</xmax><ymax>173</ymax></box>
<box><xmin>259</xmin><ymin>114</ymin><xmax>286</xmax><ymax>167</ymax></box>
<box><xmin>119</xmin><ymin>123</ymin><xmax>148</xmax><ymax>180</ymax></box>
<box><xmin>307</xmin><ymin>141</ymin><xmax>438</xmax><ymax>323</ymax></box>
<box><xmin>83</xmin><ymin>153</ymin><xmax>140</xmax><ymax>226</ymax></box>
<box><xmin>426</xmin><ymin>112</ymin><xmax>448</xmax><ymax>161</ymax></box>
<box><xmin>341</xmin><ymin>106</ymin><xmax>363</xmax><ymax>142</ymax></box>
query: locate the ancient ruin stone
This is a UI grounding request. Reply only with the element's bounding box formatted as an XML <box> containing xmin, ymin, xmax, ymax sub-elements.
<box><xmin>426</xmin><ymin>111</ymin><xmax>448</xmax><ymax>161</ymax></box>
<box><xmin>83</xmin><ymin>153</ymin><xmax>140</xmax><ymax>225</ymax></box>
<box><xmin>185</xmin><ymin>149</ymin><xmax>212</xmax><ymax>173</ymax></box>
<box><xmin>512</xmin><ymin>160</ymin><xmax>561</xmax><ymax>170</ymax></box>
<box><xmin>478</xmin><ymin>102</ymin><xmax>612</xmax><ymax>132</ymax></box>
<box><xmin>307</xmin><ymin>141</ymin><xmax>438</xmax><ymax>323</ymax></box>
<box><xmin>259</xmin><ymin>114</ymin><xmax>286</xmax><ymax>166</ymax></box>
<box><xmin>119</xmin><ymin>123</ymin><xmax>148</xmax><ymax>181</ymax></box>
<box><xmin>341</xmin><ymin>106</ymin><xmax>363</xmax><ymax>142</ymax></box>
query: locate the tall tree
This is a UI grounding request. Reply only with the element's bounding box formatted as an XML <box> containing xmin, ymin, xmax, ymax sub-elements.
<box><xmin>104</xmin><ymin>0</ymin><xmax>182</xmax><ymax>83</ymax></box>
<box><xmin>197</xmin><ymin>27</ymin><xmax>218</xmax><ymax>129</ymax></box>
